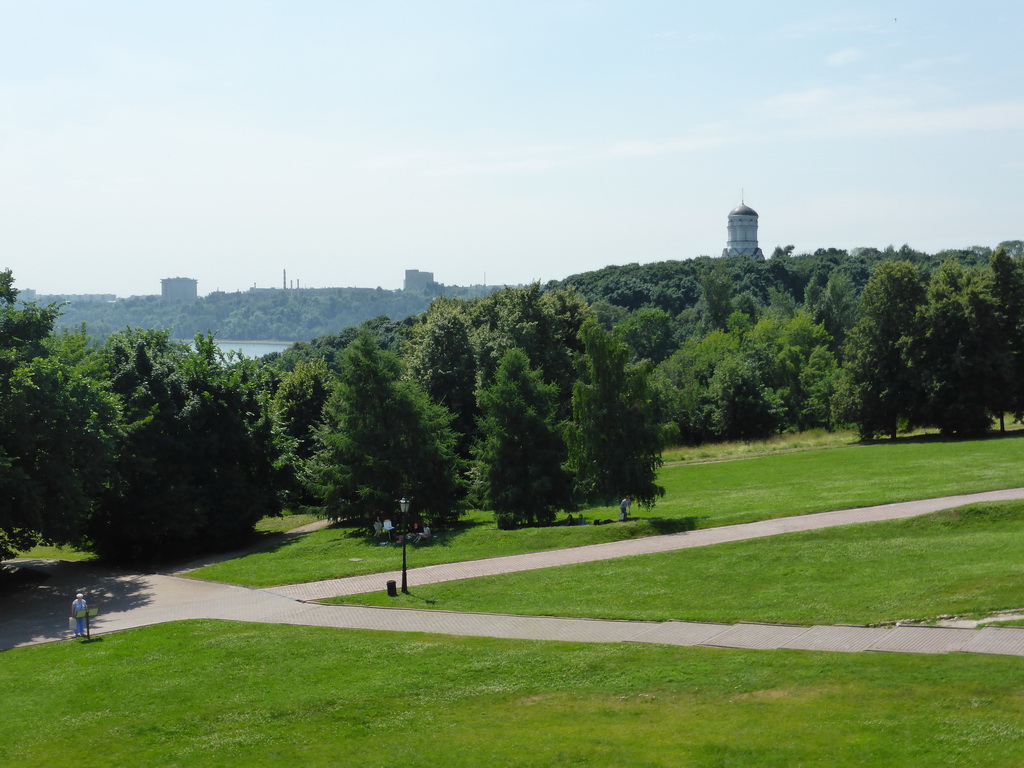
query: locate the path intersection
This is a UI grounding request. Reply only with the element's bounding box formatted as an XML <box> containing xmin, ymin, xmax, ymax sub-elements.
<box><xmin>3</xmin><ymin>488</ymin><xmax>1024</xmax><ymax>657</ymax></box>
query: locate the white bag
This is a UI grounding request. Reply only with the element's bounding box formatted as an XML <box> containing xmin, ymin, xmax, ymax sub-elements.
<box><xmin>69</xmin><ymin>617</ymin><xmax>77</xmax><ymax>632</ymax></box>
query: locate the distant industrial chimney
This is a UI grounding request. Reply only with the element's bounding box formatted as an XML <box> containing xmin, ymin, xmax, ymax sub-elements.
<box><xmin>283</xmin><ymin>269</ymin><xmax>287</xmax><ymax>290</ymax></box>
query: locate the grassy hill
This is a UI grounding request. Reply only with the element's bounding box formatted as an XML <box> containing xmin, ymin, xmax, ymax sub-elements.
<box><xmin>189</xmin><ymin>432</ymin><xmax>1024</xmax><ymax>587</ymax></box>
<box><xmin>7</xmin><ymin>433</ymin><xmax>1024</xmax><ymax>766</ymax></box>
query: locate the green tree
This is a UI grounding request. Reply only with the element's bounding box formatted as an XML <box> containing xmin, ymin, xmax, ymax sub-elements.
<box><xmin>813</xmin><ymin>271</ymin><xmax>859</xmax><ymax>355</ymax></box>
<box><xmin>272</xmin><ymin>357</ymin><xmax>335</xmax><ymax>460</ymax></box>
<box><xmin>406</xmin><ymin>298</ymin><xmax>479</xmax><ymax>456</ymax></box>
<box><xmin>470</xmin><ymin>284</ymin><xmax>589</xmax><ymax>421</ymax></box>
<box><xmin>0</xmin><ymin>271</ymin><xmax>117</xmax><ymax>559</ymax></box>
<box><xmin>748</xmin><ymin>311</ymin><xmax>836</xmax><ymax>431</ymax></box>
<box><xmin>798</xmin><ymin>345</ymin><xmax>840</xmax><ymax>429</ymax></box>
<box><xmin>652</xmin><ymin>330</ymin><xmax>738</xmax><ymax>445</ymax></box>
<box><xmin>989</xmin><ymin>247</ymin><xmax>1024</xmax><ymax>429</ymax></box>
<box><xmin>272</xmin><ymin>357</ymin><xmax>336</xmax><ymax>507</ymax></box>
<box><xmin>915</xmin><ymin>261</ymin><xmax>1000</xmax><ymax>436</ymax></box>
<box><xmin>0</xmin><ymin>357</ymin><xmax>118</xmax><ymax>559</ymax></box>
<box><xmin>310</xmin><ymin>332</ymin><xmax>465</xmax><ymax>529</ymax></box>
<box><xmin>616</xmin><ymin>307</ymin><xmax>676</xmax><ymax>365</ymax></box>
<box><xmin>835</xmin><ymin>261</ymin><xmax>926</xmax><ymax>439</ymax></box>
<box><xmin>697</xmin><ymin>264</ymin><xmax>734</xmax><ymax>331</ymax></box>
<box><xmin>566</xmin><ymin>321</ymin><xmax>668</xmax><ymax>507</ymax></box>
<box><xmin>474</xmin><ymin>348</ymin><xmax>572</xmax><ymax>529</ymax></box>
<box><xmin>88</xmin><ymin>330</ymin><xmax>281</xmax><ymax>564</ymax></box>
<box><xmin>704</xmin><ymin>351</ymin><xmax>785</xmax><ymax>441</ymax></box>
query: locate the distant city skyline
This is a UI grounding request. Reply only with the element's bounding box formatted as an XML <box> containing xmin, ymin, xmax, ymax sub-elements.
<box><xmin>3</xmin><ymin>2</ymin><xmax>1022</xmax><ymax>298</ymax></box>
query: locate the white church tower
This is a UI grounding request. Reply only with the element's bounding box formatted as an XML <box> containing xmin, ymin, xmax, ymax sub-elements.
<box><xmin>722</xmin><ymin>201</ymin><xmax>765</xmax><ymax>261</ymax></box>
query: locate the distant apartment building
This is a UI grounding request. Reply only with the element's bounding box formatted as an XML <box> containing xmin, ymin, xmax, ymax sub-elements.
<box><xmin>161</xmin><ymin>277</ymin><xmax>198</xmax><ymax>302</ymax></box>
<box><xmin>404</xmin><ymin>269</ymin><xmax>434</xmax><ymax>292</ymax></box>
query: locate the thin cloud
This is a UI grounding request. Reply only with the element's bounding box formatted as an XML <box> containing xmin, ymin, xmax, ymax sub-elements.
<box><xmin>825</xmin><ymin>47</ymin><xmax>867</xmax><ymax>67</ymax></box>
<box><xmin>760</xmin><ymin>85</ymin><xmax>1024</xmax><ymax>141</ymax></box>
<box><xmin>907</xmin><ymin>54</ymin><xmax>968</xmax><ymax>71</ymax></box>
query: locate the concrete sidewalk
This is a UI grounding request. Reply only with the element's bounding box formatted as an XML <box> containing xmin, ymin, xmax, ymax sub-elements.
<box><xmin>3</xmin><ymin>487</ymin><xmax>1024</xmax><ymax>656</ymax></box>
<box><xmin>265</xmin><ymin>487</ymin><xmax>1024</xmax><ymax>600</ymax></box>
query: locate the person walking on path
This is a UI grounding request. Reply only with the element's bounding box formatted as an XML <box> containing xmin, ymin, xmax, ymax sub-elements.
<box><xmin>70</xmin><ymin>593</ymin><xmax>88</xmax><ymax>638</ymax></box>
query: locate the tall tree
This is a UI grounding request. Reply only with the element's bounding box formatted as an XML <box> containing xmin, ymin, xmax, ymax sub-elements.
<box><xmin>697</xmin><ymin>264</ymin><xmax>734</xmax><ymax>331</ymax></box>
<box><xmin>0</xmin><ymin>270</ymin><xmax>117</xmax><ymax>559</ymax></box>
<box><xmin>310</xmin><ymin>331</ymin><xmax>465</xmax><ymax>529</ymax></box>
<box><xmin>704</xmin><ymin>350</ymin><xmax>785</xmax><ymax>442</ymax></box>
<box><xmin>834</xmin><ymin>261</ymin><xmax>926</xmax><ymax>439</ymax></box>
<box><xmin>813</xmin><ymin>271</ymin><xmax>859</xmax><ymax>355</ymax></box>
<box><xmin>272</xmin><ymin>357</ymin><xmax>335</xmax><ymax>460</ymax></box>
<box><xmin>272</xmin><ymin>357</ymin><xmax>336</xmax><ymax>507</ymax></box>
<box><xmin>989</xmin><ymin>247</ymin><xmax>1024</xmax><ymax>429</ymax></box>
<box><xmin>406</xmin><ymin>298</ymin><xmax>479</xmax><ymax>456</ymax></box>
<box><xmin>566</xmin><ymin>321</ymin><xmax>668</xmax><ymax>508</ymax></box>
<box><xmin>88</xmin><ymin>330</ymin><xmax>281</xmax><ymax>564</ymax></box>
<box><xmin>915</xmin><ymin>261</ymin><xmax>999</xmax><ymax>436</ymax></box>
<box><xmin>616</xmin><ymin>307</ymin><xmax>676</xmax><ymax>365</ymax></box>
<box><xmin>474</xmin><ymin>348</ymin><xmax>572</xmax><ymax>529</ymax></box>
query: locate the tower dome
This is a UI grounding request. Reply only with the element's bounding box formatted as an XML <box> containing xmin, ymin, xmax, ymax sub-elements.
<box><xmin>729</xmin><ymin>203</ymin><xmax>758</xmax><ymax>217</ymax></box>
<box><xmin>722</xmin><ymin>201</ymin><xmax>765</xmax><ymax>261</ymax></box>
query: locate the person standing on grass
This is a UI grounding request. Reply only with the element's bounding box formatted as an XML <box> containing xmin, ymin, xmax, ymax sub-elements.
<box><xmin>619</xmin><ymin>495</ymin><xmax>631</xmax><ymax>522</ymax></box>
<box><xmin>70</xmin><ymin>593</ymin><xmax>87</xmax><ymax>637</ymax></box>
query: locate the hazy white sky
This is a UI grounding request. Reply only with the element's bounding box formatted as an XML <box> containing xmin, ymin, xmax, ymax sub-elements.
<box><xmin>2</xmin><ymin>1</ymin><xmax>1022</xmax><ymax>297</ymax></box>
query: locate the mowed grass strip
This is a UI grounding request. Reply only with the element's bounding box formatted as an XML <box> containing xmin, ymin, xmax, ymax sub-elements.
<box><xmin>189</xmin><ymin>434</ymin><xmax>1024</xmax><ymax>587</ymax></box>
<box><xmin>187</xmin><ymin>510</ymin><xmax>689</xmax><ymax>587</ymax></box>
<box><xmin>336</xmin><ymin>502</ymin><xmax>1024</xmax><ymax>626</ymax></box>
<box><xmin>4</xmin><ymin>621</ymin><xmax>1024</xmax><ymax>768</ymax></box>
<box><xmin>654</xmin><ymin>432</ymin><xmax>1024</xmax><ymax>527</ymax></box>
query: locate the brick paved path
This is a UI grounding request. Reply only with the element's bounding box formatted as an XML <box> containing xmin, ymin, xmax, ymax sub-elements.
<box><xmin>3</xmin><ymin>488</ymin><xmax>1024</xmax><ymax>656</ymax></box>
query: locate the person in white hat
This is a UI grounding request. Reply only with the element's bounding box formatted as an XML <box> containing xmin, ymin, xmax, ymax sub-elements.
<box><xmin>70</xmin><ymin>593</ymin><xmax>88</xmax><ymax>638</ymax></box>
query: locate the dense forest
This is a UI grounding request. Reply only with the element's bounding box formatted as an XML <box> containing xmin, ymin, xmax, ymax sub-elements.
<box><xmin>49</xmin><ymin>281</ymin><xmax>498</xmax><ymax>342</ymax></box>
<box><xmin>4</xmin><ymin>239</ymin><xmax>1023</xmax><ymax>566</ymax></box>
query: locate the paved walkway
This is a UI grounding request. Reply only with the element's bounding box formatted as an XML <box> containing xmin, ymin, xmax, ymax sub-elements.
<box><xmin>267</xmin><ymin>488</ymin><xmax>1024</xmax><ymax>600</ymax></box>
<box><xmin>3</xmin><ymin>488</ymin><xmax>1024</xmax><ymax>657</ymax></box>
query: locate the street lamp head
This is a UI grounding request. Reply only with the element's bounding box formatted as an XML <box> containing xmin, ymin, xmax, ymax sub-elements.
<box><xmin>400</xmin><ymin>497</ymin><xmax>410</xmax><ymax>514</ymax></box>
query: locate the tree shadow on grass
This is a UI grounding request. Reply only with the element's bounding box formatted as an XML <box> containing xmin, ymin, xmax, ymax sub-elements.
<box><xmin>646</xmin><ymin>517</ymin><xmax>701</xmax><ymax>534</ymax></box>
<box><xmin>859</xmin><ymin>428</ymin><xmax>1024</xmax><ymax>447</ymax></box>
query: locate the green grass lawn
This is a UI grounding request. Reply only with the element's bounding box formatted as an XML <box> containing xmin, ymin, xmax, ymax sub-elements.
<box><xmin>188</xmin><ymin>510</ymin><xmax>692</xmax><ymax>587</ymax></box>
<box><xmin>13</xmin><ymin>543</ymin><xmax>95</xmax><ymax>561</ymax></box>
<box><xmin>11</xmin><ymin>513</ymin><xmax>321</xmax><ymax>562</ymax></box>
<box><xmin>653</xmin><ymin>432</ymin><xmax>1024</xmax><ymax>527</ymax></box>
<box><xmin>4</xmin><ymin>621</ymin><xmax>1023</xmax><ymax>768</ymax></box>
<box><xmin>335</xmin><ymin>501</ymin><xmax>1024</xmax><ymax>626</ymax></box>
<box><xmin>189</xmin><ymin>433</ymin><xmax>1024</xmax><ymax>587</ymax></box>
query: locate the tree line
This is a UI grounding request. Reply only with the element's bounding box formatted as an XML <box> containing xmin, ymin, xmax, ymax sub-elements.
<box><xmin>50</xmin><ymin>282</ymin><xmax>497</xmax><ymax>343</ymax></box>
<box><xmin>1</xmin><ymin>276</ymin><xmax>666</xmax><ymax>564</ymax></box>
<box><xmin>3</xmin><ymin>242</ymin><xmax>1023</xmax><ymax>564</ymax></box>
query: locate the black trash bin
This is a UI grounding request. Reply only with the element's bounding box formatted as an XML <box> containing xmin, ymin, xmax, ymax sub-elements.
<box><xmin>386</xmin><ymin>580</ymin><xmax>398</xmax><ymax>597</ymax></box>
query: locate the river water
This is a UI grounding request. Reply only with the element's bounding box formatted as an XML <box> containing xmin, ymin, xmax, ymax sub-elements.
<box><xmin>215</xmin><ymin>341</ymin><xmax>296</xmax><ymax>358</ymax></box>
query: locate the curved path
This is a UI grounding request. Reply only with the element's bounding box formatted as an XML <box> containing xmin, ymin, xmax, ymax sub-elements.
<box><xmin>3</xmin><ymin>488</ymin><xmax>1024</xmax><ymax>657</ymax></box>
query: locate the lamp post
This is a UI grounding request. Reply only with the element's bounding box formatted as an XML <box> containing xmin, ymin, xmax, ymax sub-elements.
<box><xmin>399</xmin><ymin>497</ymin><xmax>411</xmax><ymax>594</ymax></box>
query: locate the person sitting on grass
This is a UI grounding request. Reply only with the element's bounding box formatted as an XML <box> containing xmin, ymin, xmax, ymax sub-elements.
<box><xmin>410</xmin><ymin>525</ymin><xmax>432</xmax><ymax>543</ymax></box>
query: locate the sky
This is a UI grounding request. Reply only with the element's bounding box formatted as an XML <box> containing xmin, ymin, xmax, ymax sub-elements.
<box><xmin>2</xmin><ymin>1</ymin><xmax>1022</xmax><ymax>298</ymax></box>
